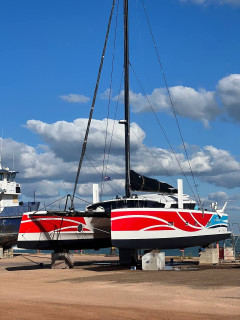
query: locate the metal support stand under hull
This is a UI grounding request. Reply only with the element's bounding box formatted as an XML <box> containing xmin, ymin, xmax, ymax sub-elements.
<box><xmin>51</xmin><ymin>251</ymin><xmax>74</xmax><ymax>269</ymax></box>
<box><xmin>119</xmin><ymin>248</ymin><xmax>138</xmax><ymax>266</ymax></box>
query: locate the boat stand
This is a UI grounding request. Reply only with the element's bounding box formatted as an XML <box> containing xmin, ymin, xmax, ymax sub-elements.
<box><xmin>199</xmin><ymin>244</ymin><xmax>219</xmax><ymax>265</ymax></box>
<box><xmin>142</xmin><ymin>251</ymin><xmax>165</xmax><ymax>270</ymax></box>
<box><xmin>118</xmin><ymin>248</ymin><xmax>138</xmax><ymax>266</ymax></box>
<box><xmin>51</xmin><ymin>251</ymin><xmax>74</xmax><ymax>269</ymax></box>
<box><xmin>0</xmin><ymin>247</ymin><xmax>13</xmax><ymax>259</ymax></box>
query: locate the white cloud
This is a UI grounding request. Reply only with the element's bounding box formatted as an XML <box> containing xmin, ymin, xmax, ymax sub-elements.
<box><xmin>202</xmin><ymin>171</ymin><xmax>240</xmax><ymax>188</ymax></box>
<box><xmin>207</xmin><ymin>191</ymin><xmax>229</xmax><ymax>202</ymax></box>
<box><xmin>170</xmin><ymin>87</ymin><xmax>220</xmax><ymax>127</ymax></box>
<box><xmin>189</xmin><ymin>146</ymin><xmax>240</xmax><ymax>175</ymax></box>
<box><xmin>59</xmin><ymin>93</ymin><xmax>90</xmax><ymax>103</ymax></box>
<box><xmin>114</xmin><ymin>86</ymin><xmax>220</xmax><ymax>127</ymax></box>
<box><xmin>23</xmin><ymin>180</ymin><xmax>73</xmax><ymax>198</ymax></box>
<box><xmin>114</xmin><ymin>89</ymin><xmax>168</xmax><ymax>113</ymax></box>
<box><xmin>100</xmin><ymin>88</ymin><xmax>111</xmax><ymax>100</ymax></box>
<box><xmin>179</xmin><ymin>0</ymin><xmax>240</xmax><ymax>6</ymax></box>
<box><xmin>78</xmin><ymin>179</ymin><xmax>125</xmax><ymax>197</ymax></box>
<box><xmin>180</xmin><ymin>0</ymin><xmax>207</xmax><ymax>4</ymax></box>
<box><xmin>111</xmin><ymin>74</ymin><xmax>240</xmax><ymax>126</ymax></box>
<box><xmin>2</xmin><ymin>116</ymin><xmax>240</xmax><ymax>206</ymax></box>
<box><xmin>207</xmin><ymin>191</ymin><xmax>240</xmax><ymax>202</ymax></box>
<box><xmin>130</xmin><ymin>144</ymin><xmax>240</xmax><ymax>188</ymax></box>
<box><xmin>24</xmin><ymin>120</ymin><xmax>240</xmax><ymax>190</ymax></box>
<box><xmin>217</xmin><ymin>74</ymin><xmax>240</xmax><ymax>122</ymax></box>
<box><xmin>26</xmin><ymin>118</ymin><xmax>145</xmax><ymax>162</ymax></box>
<box><xmin>1</xmin><ymin>138</ymin><xmax>76</xmax><ymax>182</ymax></box>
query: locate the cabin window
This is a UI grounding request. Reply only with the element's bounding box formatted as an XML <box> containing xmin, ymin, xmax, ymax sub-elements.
<box><xmin>170</xmin><ymin>203</ymin><xmax>195</xmax><ymax>209</ymax></box>
<box><xmin>16</xmin><ymin>186</ymin><xmax>21</xmax><ymax>194</ymax></box>
<box><xmin>0</xmin><ymin>173</ymin><xmax>3</xmax><ymax>181</ymax></box>
<box><xmin>7</xmin><ymin>173</ymin><xmax>16</xmax><ymax>182</ymax></box>
<box><xmin>123</xmin><ymin>200</ymin><xmax>135</xmax><ymax>208</ymax></box>
<box><xmin>183</xmin><ymin>203</ymin><xmax>195</xmax><ymax>210</ymax></box>
<box><xmin>168</xmin><ymin>222</ymin><xmax>174</xmax><ymax>226</ymax></box>
<box><xmin>147</xmin><ymin>201</ymin><xmax>164</xmax><ymax>208</ymax></box>
<box><xmin>87</xmin><ymin>199</ymin><xmax>165</xmax><ymax>211</ymax></box>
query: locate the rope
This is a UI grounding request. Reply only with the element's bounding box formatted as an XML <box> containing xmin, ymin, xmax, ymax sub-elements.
<box><xmin>85</xmin><ymin>154</ymin><xmax>123</xmax><ymax>196</ymax></box>
<box><xmin>86</xmin><ymin>153</ymin><xmax>169</xmax><ymax>198</ymax></box>
<box><xmin>130</xmin><ymin>128</ymin><xmax>176</xmax><ymax>185</ymax></box>
<box><xmin>103</xmin><ymin>69</ymin><xmax>124</xmax><ymax>188</ymax></box>
<box><xmin>38</xmin><ymin>195</ymin><xmax>68</xmax><ymax>212</ymax></box>
<box><xmin>73</xmin><ymin>195</ymin><xmax>92</xmax><ymax>205</ymax></box>
<box><xmin>141</xmin><ymin>0</ymin><xmax>201</xmax><ymax>206</ymax></box>
<box><xmin>130</xmin><ymin>62</ymin><xmax>198</xmax><ymax>203</ymax></box>
<box><xmin>101</xmin><ymin>0</ymin><xmax>120</xmax><ymax>199</ymax></box>
<box><xmin>71</xmin><ymin>0</ymin><xmax>116</xmax><ymax>209</ymax></box>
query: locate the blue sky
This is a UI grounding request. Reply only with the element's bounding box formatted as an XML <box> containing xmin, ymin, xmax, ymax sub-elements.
<box><xmin>1</xmin><ymin>0</ymin><xmax>240</xmax><ymax>229</ymax></box>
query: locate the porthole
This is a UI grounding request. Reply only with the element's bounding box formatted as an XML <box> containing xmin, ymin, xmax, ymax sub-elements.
<box><xmin>78</xmin><ymin>224</ymin><xmax>83</xmax><ymax>232</ymax></box>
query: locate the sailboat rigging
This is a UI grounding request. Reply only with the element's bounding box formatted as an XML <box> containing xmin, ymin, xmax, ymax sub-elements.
<box><xmin>17</xmin><ymin>0</ymin><xmax>231</xmax><ymax>252</ymax></box>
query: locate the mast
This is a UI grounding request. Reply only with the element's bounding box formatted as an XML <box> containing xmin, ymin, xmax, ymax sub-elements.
<box><xmin>0</xmin><ymin>133</ymin><xmax>3</xmax><ymax>170</ymax></box>
<box><xmin>124</xmin><ymin>0</ymin><xmax>131</xmax><ymax>198</ymax></box>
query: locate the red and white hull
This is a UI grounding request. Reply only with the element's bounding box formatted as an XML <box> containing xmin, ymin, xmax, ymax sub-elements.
<box><xmin>111</xmin><ymin>208</ymin><xmax>231</xmax><ymax>249</ymax></box>
<box><xmin>17</xmin><ymin>211</ymin><xmax>111</xmax><ymax>250</ymax></box>
<box><xmin>18</xmin><ymin>206</ymin><xmax>231</xmax><ymax>251</ymax></box>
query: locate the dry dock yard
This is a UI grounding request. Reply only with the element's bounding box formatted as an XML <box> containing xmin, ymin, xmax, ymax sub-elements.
<box><xmin>0</xmin><ymin>253</ymin><xmax>240</xmax><ymax>320</ymax></box>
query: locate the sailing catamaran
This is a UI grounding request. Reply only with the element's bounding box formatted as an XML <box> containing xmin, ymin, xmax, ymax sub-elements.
<box><xmin>17</xmin><ymin>0</ymin><xmax>231</xmax><ymax>252</ymax></box>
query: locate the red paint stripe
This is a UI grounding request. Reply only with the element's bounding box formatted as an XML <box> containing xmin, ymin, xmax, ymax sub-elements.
<box><xmin>19</xmin><ymin>215</ymin><xmax>87</xmax><ymax>233</ymax></box>
<box><xmin>191</xmin><ymin>212</ymin><xmax>212</xmax><ymax>226</ymax></box>
<box><xmin>111</xmin><ymin>216</ymin><xmax>167</xmax><ymax>231</ymax></box>
<box><xmin>143</xmin><ymin>226</ymin><xmax>175</xmax><ymax>231</ymax></box>
<box><xmin>111</xmin><ymin>210</ymin><xmax>213</xmax><ymax>232</ymax></box>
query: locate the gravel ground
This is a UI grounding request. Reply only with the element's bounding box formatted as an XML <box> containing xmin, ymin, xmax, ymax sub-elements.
<box><xmin>0</xmin><ymin>253</ymin><xmax>239</xmax><ymax>320</ymax></box>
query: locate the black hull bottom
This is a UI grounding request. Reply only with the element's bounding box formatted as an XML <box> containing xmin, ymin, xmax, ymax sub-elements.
<box><xmin>112</xmin><ymin>233</ymin><xmax>231</xmax><ymax>250</ymax></box>
<box><xmin>18</xmin><ymin>233</ymin><xmax>232</xmax><ymax>251</ymax></box>
<box><xmin>0</xmin><ymin>202</ymin><xmax>40</xmax><ymax>249</ymax></box>
<box><xmin>0</xmin><ymin>233</ymin><xmax>18</xmax><ymax>249</ymax></box>
<box><xmin>17</xmin><ymin>238</ymin><xmax>112</xmax><ymax>251</ymax></box>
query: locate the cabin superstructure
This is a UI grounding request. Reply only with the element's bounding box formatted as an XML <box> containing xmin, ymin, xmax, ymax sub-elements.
<box><xmin>0</xmin><ymin>166</ymin><xmax>21</xmax><ymax>213</ymax></box>
<box><xmin>86</xmin><ymin>192</ymin><xmax>196</xmax><ymax>213</ymax></box>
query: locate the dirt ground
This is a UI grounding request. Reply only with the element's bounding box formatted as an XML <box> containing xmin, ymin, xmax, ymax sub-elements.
<box><xmin>0</xmin><ymin>253</ymin><xmax>240</xmax><ymax>320</ymax></box>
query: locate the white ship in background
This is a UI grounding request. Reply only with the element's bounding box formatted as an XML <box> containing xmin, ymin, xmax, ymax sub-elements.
<box><xmin>0</xmin><ymin>162</ymin><xmax>40</xmax><ymax>249</ymax></box>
